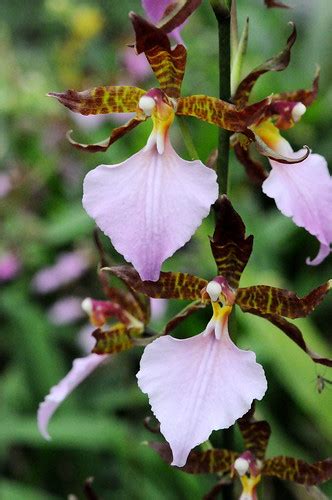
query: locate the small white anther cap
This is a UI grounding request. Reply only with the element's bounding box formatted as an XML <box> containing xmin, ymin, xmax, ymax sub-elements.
<box><xmin>292</xmin><ymin>102</ymin><xmax>306</xmax><ymax>122</ymax></box>
<box><xmin>139</xmin><ymin>96</ymin><xmax>156</xmax><ymax>116</ymax></box>
<box><xmin>206</xmin><ymin>281</ymin><xmax>222</xmax><ymax>302</ymax></box>
<box><xmin>234</xmin><ymin>457</ymin><xmax>250</xmax><ymax>477</ymax></box>
<box><xmin>81</xmin><ymin>297</ymin><xmax>93</xmax><ymax>315</ymax></box>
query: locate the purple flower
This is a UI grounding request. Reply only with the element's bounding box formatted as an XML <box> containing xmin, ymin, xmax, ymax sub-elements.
<box><xmin>0</xmin><ymin>252</ymin><xmax>21</xmax><ymax>282</ymax></box>
<box><xmin>47</xmin><ymin>296</ymin><xmax>85</xmax><ymax>325</ymax></box>
<box><xmin>0</xmin><ymin>173</ymin><xmax>12</xmax><ymax>199</ymax></box>
<box><xmin>32</xmin><ymin>251</ymin><xmax>89</xmax><ymax>293</ymax></box>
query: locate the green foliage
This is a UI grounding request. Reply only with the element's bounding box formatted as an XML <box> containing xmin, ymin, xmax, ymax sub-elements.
<box><xmin>1</xmin><ymin>0</ymin><xmax>332</xmax><ymax>498</ymax></box>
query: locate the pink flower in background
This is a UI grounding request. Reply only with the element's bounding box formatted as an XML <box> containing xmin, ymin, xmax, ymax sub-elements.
<box><xmin>142</xmin><ymin>0</ymin><xmax>185</xmax><ymax>44</ymax></box>
<box><xmin>38</xmin><ymin>354</ymin><xmax>109</xmax><ymax>440</ymax></box>
<box><xmin>255</xmin><ymin>121</ymin><xmax>332</xmax><ymax>265</ymax></box>
<box><xmin>0</xmin><ymin>173</ymin><xmax>12</xmax><ymax>199</ymax></box>
<box><xmin>0</xmin><ymin>252</ymin><xmax>21</xmax><ymax>282</ymax></box>
<box><xmin>47</xmin><ymin>296</ymin><xmax>85</xmax><ymax>325</ymax></box>
<box><xmin>122</xmin><ymin>48</ymin><xmax>151</xmax><ymax>82</ymax></box>
<box><xmin>32</xmin><ymin>251</ymin><xmax>89</xmax><ymax>293</ymax></box>
<box><xmin>137</xmin><ymin>283</ymin><xmax>267</xmax><ymax>467</ymax></box>
<box><xmin>83</xmin><ymin>89</ymin><xmax>218</xmax><ymax>281</ymax></box>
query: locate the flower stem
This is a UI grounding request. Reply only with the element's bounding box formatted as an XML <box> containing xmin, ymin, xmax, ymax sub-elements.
<box><xmin>177</xmin><ymin>116</ymin><xmax>199</xmax><ymax>159</ymax></box>
<box><xmin>211</xmin><ymin>0</ymin><xmax>232</xmax><ymax>195</ymax></box>
<box><xmin>210</xmin><ymin>3</ymin><xmax>234</xmax><ymax>499</ymax></box>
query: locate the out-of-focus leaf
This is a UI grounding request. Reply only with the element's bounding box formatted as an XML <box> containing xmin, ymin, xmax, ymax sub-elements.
<box><xmin>0</xmin><ymin>480</ymin><xmax>59</xmax><ymax>500</ymax></box>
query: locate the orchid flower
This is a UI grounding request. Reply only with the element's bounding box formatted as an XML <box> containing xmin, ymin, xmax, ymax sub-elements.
<box><xmin>105</xmin><ymin>197</ymin><xmax>332</xmax><ymax>466</ymax></box>
<box><xmin>49</xmin><ymin>15</ymin><xmax>270</xmax><ymax>281</ymax></box>
<box><xmin>38</xmin><ymin>273</ymin><xmax>150</xmax><ymax>440</ymax></box>
<box><xmin>231</xmin><ymin>23</ymin><xmax>332</xmax><ymax>266</ymax></box>
<box><xmin>149</xmin><ymin>406</ymin><xmax>332</xmax><ymax>499</ymax></box>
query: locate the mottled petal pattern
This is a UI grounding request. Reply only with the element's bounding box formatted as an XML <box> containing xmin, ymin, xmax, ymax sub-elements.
<box><xmin>137</xmin><ymin>323</ymin><xmax>267</xmax><ymax>467</ymax></box>
<box><xmin>263</xmin><ymin>152</ymin><xmax>332</xmax><ymax>265</ymax></box>
<box><xmin>38</xmin><ymin>354</ymin><xmax>108</xmax><ymax>440</ymax></box>
<box><xmin>83</xmin><ymin>136</ymin><xmax>218</xmax><ymax>281</ymax></box>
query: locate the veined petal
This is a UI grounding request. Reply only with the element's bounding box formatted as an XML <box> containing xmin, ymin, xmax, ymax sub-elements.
<box><xmin>142</xmin><ymin>0</ymin><xmax>172</xmax><ymax>23</ymax></box>
<box><xmin>141</xmin><ymin>0</ymin><xmax>186</xmax><ymax>43</ymax></box>
<box><xmin>137</xmin><ymin>321</ymin><xmax>267</xmax><ymax>467</ymax></box>
<box><xmin>262</xmin><ymin>152</ymin><xmax>332</xmax><ymax>265</ymax></box>
<box><xmin>38</xmin><ymin>354</ymin><xmax>108</xmax><ymax>440</ymax></box>
<box><xmin>83</xmin><ymin>136</ymin><xmax>218</xmax><ymax>281</ymax></box>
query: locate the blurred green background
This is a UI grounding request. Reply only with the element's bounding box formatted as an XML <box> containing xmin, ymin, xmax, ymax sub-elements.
<box><xmin>1</xmin><ymin>0</ymin><xmax>332</xmax><ymax>498</ymax></box>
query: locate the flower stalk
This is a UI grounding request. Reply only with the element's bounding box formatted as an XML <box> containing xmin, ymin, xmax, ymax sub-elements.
<box><xmin>211</xmin><ymin>0</ymin><xmax>232</xmax><ymax>195</ymax></box>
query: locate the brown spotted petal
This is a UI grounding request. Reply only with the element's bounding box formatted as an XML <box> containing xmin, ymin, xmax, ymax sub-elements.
<box><xmin>157</xmin><ymin>0</ymin><xmax>203</xmax><ymax>33</ymax></box>
<box><xmin>236</xmin><ymin>281</ymin><xmax>331</xmax><ymax>318</ymax></box>
<box><xmin>272</xmin><ymin>68</ymin><xmax>320</xmax><ymax>109</ymax></box>
<box><xmin>48</xmin><ymin>86</ymin><xmax>145</xmax><ymax>115</ymax></box>
<box><xmin>181</xmin><ymin>449</ymin><xmax>238</xmax><ymax>475</ymax></box>
<box><xmin>100</xmin><ymin>272</ymin><xmax>150</xmax><ymax>324</ymax></box>
<box><xmin>251</xmin><ymin>312</ymin><xmax>332</xmax><ymax>367</ymax></box>
<box><xmin>237</xmin><ymin>411</ymin><xmax>271</xmax><ymax>461</ymax></box>
<box><xmin>130</xmin><ymin>13</ymin><xmax>186</xmax><ymax>98</ymax></box>
<box><xmin>92</xmin><ymin>323</ymin><xmax>141</xmax><ymax>354</ymax></box>
<box><xmin>149</xmin><ymin>442</ymin><xmax>237</xmax><ymax>474</ymax></box>
<box><xmin>234</xmin><ymin>142</ymin><xmax>268</xmax><ymax>185</ymax></box>
<box><xmin>264</xmin><ymin>0</ymin><xmax>290</xmax><ymax>7</ymax></box>
<box><xmin>67</xmin><ymin>115</ymin><xmax>146</xmax><ymax>152</ymax></box>
<box><xmin>234</xmin><ymin>23</ymin><xmax>296</xmax><ymax>106</ymax></box>
<box><xmin>210</xmin><ymin>196</ymin><xmax>253</xmax><ymax>289</ymax></box>
<box><xmin>103</xmin><ymin>265</ymin><xmax>207</xmax><ymax>300</ymax></box>
<box><xmin>262</xmin><ymin>456</ymin><xmax>332</xmax><ymax>486</ymax></box>
<box><xmin>163</xmin><ymin>300</ymin><xmax>206</xmax><ymax>335</ymax></box>
<box><xmin>176</xmin><ymin>95</ymin><xmax>271</xmax><ymax>132</ymax></box>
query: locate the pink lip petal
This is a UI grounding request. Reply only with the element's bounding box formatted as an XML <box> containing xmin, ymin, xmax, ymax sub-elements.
<box><xmin>83</xmin><ymin>137</ymin><xmax>218</xmax><ymax>281</ymax></box>
<box><xmin>137</xmin><ymin>321</ymin><xmax>267</xmax><ymax>467</ymax></box>
<box><xmin>38</xmin><ymin>354</ymin><xmax>108</xmax><ymax>440</ymax></box>
<box><xmin>263</xmin><ymin>152</ymin><xmax>332</xmax><ymax>265</ymax></box>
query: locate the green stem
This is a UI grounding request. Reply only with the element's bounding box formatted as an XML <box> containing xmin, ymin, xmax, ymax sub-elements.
<box><xmin>177</xmin><ymin>116</ymin><xmax>199</xmax><ymax>159</ymax></box>
<box><xmin>211</xmin><ymin>0</ymin><xmax>232</xmax><ymax>195</ymax></box>
<box><xmin>210</xmin><ymin>3</ymin><xmax>234</xmax><ymax>500</ymax></box>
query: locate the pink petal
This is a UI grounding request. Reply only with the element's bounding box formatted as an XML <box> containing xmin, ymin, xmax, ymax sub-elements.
<box><xmin>263</xmin><ymin>152</ymin><xmax>332</xmax><ymax>265</ymax></box>
<box><xmin>142</xmin><ymin>0</ymin><xmax>172</xmax><ymax>22</ymax></box>
<box><xmin>32</xmin><ymin>251</ymin><xmax>89</xmax><ymax>294</ymax></box>
<box><xmin>83</xmin><ymin>137</ymin><xmax>218</xmax><ymax>281</ymax></box>
<box><xmin>141</xmin><ymin>0</ymin><xmax>185</xmax><ymax>44</ymax></box>
<box><xmin>38</xmin><ymin>354</ymin><xmax>108</xmax><ymax>440</ymax></box>
<box><xmin>137</xmin><ymin>326</ymin><xmax>267</xmax><ymax>467</ymax></box>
